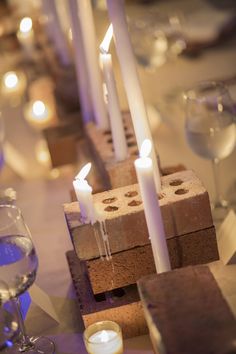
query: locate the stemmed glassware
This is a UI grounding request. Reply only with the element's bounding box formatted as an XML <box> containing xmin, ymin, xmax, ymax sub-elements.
<box><xmin>184</xmin><ymin>81</ymin><xmax>236</xmax><ymax>215</ymax></box>
<box><xmin>0</xmin><ymin>280</ymin><xmax>19</xmax><ymax>351</ymax></box>
<box><xmin>0</xmin><ymin>205</ymin><xmax>55</xmax><ymax>353</ymax></box>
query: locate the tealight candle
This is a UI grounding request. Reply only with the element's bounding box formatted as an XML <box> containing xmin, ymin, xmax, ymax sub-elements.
<box><xmin>134</xmin><ymin>139</ymin><xmax>171</xmax><ymax>273</ymax></box>
<box><xmin>84</xmin><ymin>321</ymin><xmax>123</xmax><ymax>354</ymax></box>
<box><xmin>1</xmin><ymin>71</ymin><xmax>26</xmax><ymax>98</ymax></box>
<box><xmin>24</xmin><ymin>100</ymin><xmax>54</xmax><ymax>130</ymax></box>
<box><xmin>17</xmin><ymin>17</ymin><xmax>34</xmax><ymax>54</ymax></box>
<box><xmin>73</xmin><ymin>162</ymin><xmax>95</xmax><ymax>223</ymax></box>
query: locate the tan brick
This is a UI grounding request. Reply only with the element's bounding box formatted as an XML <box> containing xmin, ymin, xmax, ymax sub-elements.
<box><xmin>138</xmin><ymin>266</ymin><xmax>236</xmax><ymax>354</ymax></box>
<box><xmin>85</xmin><ymin>112</ymin><xmax>138</xmax><ymax>189</ymax></box>
<box><xmin>87</xmin><ymin>226</ymin><xmax>218</xmax><ymax>294</ymax></box>
<box><xmin>66</xmin><ymin>250</ymin><xmax>148</xmax><ymax>339</ymax></box>
<box><xmin>64</xmin><ymin>170</ymin><xmax>213</xmax><ymax>260</ymax></box>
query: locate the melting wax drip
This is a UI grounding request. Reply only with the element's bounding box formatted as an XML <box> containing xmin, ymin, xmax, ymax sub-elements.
<box><xmin>99</xmin><ymin>220</ymin><xmax>112</xmax><ymax>261</ymax></box>
<box><xmin>93</xmin><ymin>223</ymin><xmax>104</xmax><ymax>261</ymax></box>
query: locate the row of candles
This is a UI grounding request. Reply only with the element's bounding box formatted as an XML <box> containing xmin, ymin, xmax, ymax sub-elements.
<box><xmin>2</xmin><ymin>3</ymin><xmax>170</xmax><ymax>352</ymax></box>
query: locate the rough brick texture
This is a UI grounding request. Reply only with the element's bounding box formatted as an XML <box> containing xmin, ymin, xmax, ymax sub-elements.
<box><xmin>85</xmin><ymin>112</ymin><xmax>138</xmax><ymax>189</ymax></box>
<box><xmin>64</xmin><ymin>170</ymin><xmax>214</xmax><ymax>260</ymax></box>
<box><xmin>66</xmin><ymin>250</ymin><xmax>148</xmax><ymax>339</ymax></box>
<box><xmin>138</xmin><ymin>266</ymin><xmax>236</xmax><ymax>354</ymax></box>
<box><xmin>87</xmin><ymin>226</ymin><xmax>218</xmax><ymax>294</ymax></box>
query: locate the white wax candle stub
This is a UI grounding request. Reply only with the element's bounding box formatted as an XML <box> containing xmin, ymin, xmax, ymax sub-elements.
<box><xmin>88</xmin><ymin>329</ymin><xmax>123</xmax><ymax>354</ymax></box>
<box><xmin>73</xmin><ymin>163</ymin><xmax>95</xmax><ymax>223</ymax></box>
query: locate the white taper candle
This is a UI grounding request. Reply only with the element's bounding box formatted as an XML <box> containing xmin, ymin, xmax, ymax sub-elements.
<box><xmin>134</xmin><ymin>140</ymin><xmax>170</xmax><ymax>273</ymax></box>
<box><xmin>106</xmin><ymin>0</ymin><xmax>161</xmax><ymax>191</ymax></box>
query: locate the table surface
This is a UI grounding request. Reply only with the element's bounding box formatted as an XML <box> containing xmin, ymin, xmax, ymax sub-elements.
<box><xmin>1</xmin><ymin>0</ymin><xmax>236</xmax><ymax>353</ymax></box>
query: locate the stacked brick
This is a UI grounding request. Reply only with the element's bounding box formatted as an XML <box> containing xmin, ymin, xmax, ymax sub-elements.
<box><xmin>64</xmin><ymin>170</ymin><xmax>219</xmax><ymax>338</ymax></box>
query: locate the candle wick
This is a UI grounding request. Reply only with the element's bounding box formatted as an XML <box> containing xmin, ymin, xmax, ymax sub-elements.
<box><xmin>100</xmin><ymin>46</ymin><xmax>108</xmax><ymax>55</ymax></box>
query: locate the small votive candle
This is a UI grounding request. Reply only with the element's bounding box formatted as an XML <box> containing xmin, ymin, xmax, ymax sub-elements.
<box><xmin>24</xmin><ymin>100</ymin><xmax>53</xmax><ymax>130</ymax></box>
<box><xmin>84</xmin><ymin>321</ymin><xmax>123</xmax><ymax>354</ymax></box>
<box><xmin>1</xmin><ymin>71</ymin><xmax>26</xmax><ymax>98</ymax></box>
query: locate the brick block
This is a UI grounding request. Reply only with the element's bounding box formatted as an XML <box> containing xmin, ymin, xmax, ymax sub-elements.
<box><xmin>43</xmin><ymin>114</ymin><xmax>83</xmax><ymax>167</ymax></box>
<box><xmin>87</xmin><ymin>226</ymin><xmax>218</xmax><ymax>294</ymax></box>
<box><xmin>66</xmin><ymin>250</ymin><xmax>148</xmax><ymax>339</ymax></box>
<box><xmin>138</xmin><ymin>266</ymin><xmax>236</xmax><ymax>354</ymax></box>
<box><xmin>85</xmin><ymin>112</ymin><xmax>138</xmax><ymax>189</ymax></box>
<box><xmin>64</xmin><ymin>170</ymin><xmax>214</xmax><ymax>260</ymax></box>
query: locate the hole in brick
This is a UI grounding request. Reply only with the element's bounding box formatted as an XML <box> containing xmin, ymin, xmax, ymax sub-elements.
<box><xmin>102</xmin><ymin>197</ymin><xmax>117</xmax><ymax>204</ymax></box>
<box><xmin>125</xmin><ymin>133</ymin><xmax>133</xmax><ymax>140</ymax></box>
<box><xmin>124</xmin><ymin>126</ymin><xmax>128</xmax><ymax>131</ymax></box>
<box><xmin>111</xmin><ymin>288</ymin><xmax>125</xmax><ymax>298</ymax></box>
<box><xmin>127</xmin><ymin>141</ymin><xmax>136</xmax><ymax>147</ymax></box>
<box><xmin>175</xmin><ymin>188</ymin><xmax>188</xmax><ymax>195</ymax></box>
<box><xmin>128</xmin><ymin>200</ymin><xmax>142</xmax><ymax>206</ymax></box>
<box><xmin>94</xmin><ymin>292</ymin><xmax>106</xmax><ymax>302</ymax></box>
<box><xmin>125</xmin><ymin>191</ymin><xmax>138</xmax><ymax>198</ymax></box>
<box><xmin>131</xmin><ymin>149</ymin><xmax>139</xmax><ymax>156</ymax></box>
<box><xmin>104</xmin><ymin>205</ymin><xmax>119</xmax><ymax>212</ymax></box>
<box><xmin>169</xmin><ymin>179</ymin><xmax>183</xmax><ymax>186</ymax></box>
<box><xmin>107</xmin><ymin>138</ymin><xmax>113</xmax><ymax>144</ymax></box>
<box><xmin>103</xmin><ymin>130</ymin><xmax>111</xmax><ymax>135</ymax></box>
<box><xmin>158</xmin><ymin>193</ymin><xmax>165</xmax><ymax>200</ymax></box>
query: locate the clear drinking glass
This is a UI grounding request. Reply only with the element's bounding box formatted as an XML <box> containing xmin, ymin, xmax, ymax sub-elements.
<box><xmin>0</xmin><ymin>205</ymin><xmax>55</xmax><ymax>353</ymax></box>
<box><xmin>184</xmin><ymin>81</ymin><xmax>236</xmax><ymax>213</ymax></box>
<box><xmin>0</xmin><ymin>280</ymin><xmax>19</xmax><ymax>351</ymax></box>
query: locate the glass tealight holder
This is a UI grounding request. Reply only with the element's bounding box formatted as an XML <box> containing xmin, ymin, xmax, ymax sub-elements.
<box><xmin>83</xmin><ymin>320</ymin><xmax>123</xmax><ymax>354</ymax></box>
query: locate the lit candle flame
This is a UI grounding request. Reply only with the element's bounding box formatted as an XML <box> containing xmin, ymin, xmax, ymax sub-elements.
<box><xmin>19</xmin><ymin>17</ymin><xmax>33</xmax><ymax>33</ymax></box>
<box><xmin>75</xmin><ymin>162</ymin><xmax>92</xmax><ymax>180</ymax></box>
<box><xmin>140</xmin><ymin>139</ymin><xmax>152</xmax><ymax>158</ymax></box>
<box><xmin>100</xmin><ymin>24</ymin><xmax>113</xmax><ymax>54</ymax></box>
<box><xmin>32</xmin><ymin>100</ymin><xmax>46</xmax><ymax>117</ymax></box>
<box><xmin>100</xmin><ymin>330</ymin><xmax>109</xmax><ymax>343</ymax></box>
<box><xmin>3</xmin><ymin>72</ymin><xmax>19</xmax><ymax>89</ymax></box>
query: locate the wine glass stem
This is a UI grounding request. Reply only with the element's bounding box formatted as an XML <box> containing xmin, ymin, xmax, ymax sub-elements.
<box><xmin>13</xmin><ymin>297</ymin><xmax>34</xmax><ymax>351</ymax></box>
<box><xmin>211</xmin><ymin>158</ymin><xmax>222</xmax><ymax>207</ymax></box>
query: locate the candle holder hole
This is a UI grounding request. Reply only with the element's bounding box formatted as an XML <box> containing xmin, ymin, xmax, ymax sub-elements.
<box><xmin>124</xmin><ymin>191</ymin><xmax>138</xmax><ymax>198</ymax></box>
<box><xmin>169</xmin><ymin>179</ymin><xmax>183</xmax><ymax>186</ymax></box>
<box><xmin>94</xmin><ymin>293</ymin><xmax>106</xmax><ymax>302</ymax></box>
<box><xmin>131</xmin><ymin>149</ymin><xmax>139</xmax><ymax>156</ymax></box>
<box><xmin>107</xmin><ymin>138</ymin><xmax>113</xmax><ymax>144</ymax></box>
<box><xmin>127</xmin><ymin>141</ymin><xmax>136</xmax><ymax>147</ymax></box>
<box><xmin>128</xmin><ymin>200</ymin><xmax>142</xmax><ymax>207</ymax></box>
<box><xmin>104</xmin><ymin>205</ymin><xmax>119</xmax><ymax>212</ymax></box>
<box><xmin>102</xmin><ymin>197</ymin><xmax>117</xmax><ymax>204</ymax></box>
<box><xmin>158</xmin><ymin>193</ymin><xmax>165</xmax><ymax>200</ymax></box>
<box><xmin>111</xmin><ymin>288</ymin><xmax>125</xmax><ymax>299</ymax></box>
<box><xmin>125</xmin><ymin>133</ymin><xmax>133</xmax><ymax>140</ymax></box>
<box><xmin>103</xmin><ymin>130</ymin><xmax>111</xmax><ymax>135</ymax></box>
<box><xmin>175</xmin><ymin>188</ymin><xmax>188</xmax><ymax>195</ymax></box>
<box><xmin>124</xmin><ymin>126</ymin><xmax>128</xmax><ymax>131</ymax></box>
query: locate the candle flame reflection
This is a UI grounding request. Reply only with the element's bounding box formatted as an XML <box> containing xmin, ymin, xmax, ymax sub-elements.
<box><xmin>76</xmin><ymin>162</ymin><xmax>92</xmax><ymax>180</ymax></box>
<box><xmin>140</xmin><ymin>139</ymin><xmax>152</xmax><ymax>158</ymax></box>
<box><xmin>19</xmin><ymin>17</ymin><xmax>33</xmax><ymax>33</ymax></box>
<box><xmin>100</xmin><ymin>24</ymin><xmax>113</xmax><ymax>54</ymax></box>
<box><xmin>100</xmin><ymin>330</ymin><xmax>109</xmax><ymax>343</ymax></box>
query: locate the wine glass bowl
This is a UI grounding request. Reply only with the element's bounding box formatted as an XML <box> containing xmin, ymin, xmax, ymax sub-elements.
<box><xmin>184</xmin><ymin>81</ymin><xmax>236</xmax><ymax>211</ymax></box>
<box><xmin>0</xmin><ymin>205</ymin><xmax>55</xmax><ymax>353</ymax></box>
<box><xmin>0</xmin><ymin>205</ymin><xmax>38</xmax><ymax>300</ymax></box>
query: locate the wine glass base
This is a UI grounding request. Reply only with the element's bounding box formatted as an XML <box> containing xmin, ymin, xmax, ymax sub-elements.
<box><xmin>211</xmin><ymin>200</ymin><xmax>229</xmax><ymax>222</ymax></box>
<box><xmin>13</xmin><ymin>336</ymin><xmax>55</xmax><ymax>354</ymax></box>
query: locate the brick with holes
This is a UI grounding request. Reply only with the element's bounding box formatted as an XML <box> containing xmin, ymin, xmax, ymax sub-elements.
<box><xmin>66</xmin><ymin>250</ymin><xmax>148</xmax><ymax>338</ymax></box>
<box><xmin>85</xmin><ymin>112</ymin><xmax>139</xmax><ymax>189</ymax></box>
<box><xmin>64</xmin><ymin>170</ymin><xmax>216</xmax><ymax>257</ymax></box>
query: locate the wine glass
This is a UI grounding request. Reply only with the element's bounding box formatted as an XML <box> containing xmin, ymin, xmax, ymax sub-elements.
<box><xmin>0</xmin><ymin>280</ymin><xmax>19</xmax><ymax>351</ymax></box>
<box><xmin>184</xmin><ymin>81</ymin><xmax>236</xmax><ymax>214</ymax></box>
<box><xmin>0</xmin><ymin>205</ymin><xmax>55</xmax><ymax>353</ymax></box>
